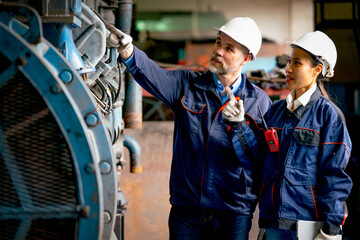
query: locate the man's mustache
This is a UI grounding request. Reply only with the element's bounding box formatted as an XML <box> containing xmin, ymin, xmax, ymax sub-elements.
<box><xmin>210</xmin><ymin>54</ymin><xmax>223</xmax><ymax>64</ymax></box>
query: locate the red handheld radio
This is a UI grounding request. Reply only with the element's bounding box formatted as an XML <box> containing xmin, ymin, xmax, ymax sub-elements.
<box><xmin>258</xmin><ymin>106</ymin><xmax>279</xmax><ymax>152</ymax></box>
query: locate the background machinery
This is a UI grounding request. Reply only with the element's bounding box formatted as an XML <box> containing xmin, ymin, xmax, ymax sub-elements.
<box><xmin>0</xmin><ymin>0</ymin><xmax>142</xmax><ymax>239</ymax></box>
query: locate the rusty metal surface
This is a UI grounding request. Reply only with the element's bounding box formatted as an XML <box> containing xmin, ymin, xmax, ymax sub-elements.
<box><xmin>124</xmin><ymin>112</ymin><xmax>143</xmax><ymax>129</ymax></box>
<box><xmin>121</xmin><ymin>121</ymin><xmax>260</xmax><ymax>240</ymax></box>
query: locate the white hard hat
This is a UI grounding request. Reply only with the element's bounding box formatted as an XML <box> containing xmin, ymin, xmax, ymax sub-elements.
<box><xmin>214</xmin><ymin>17</ymin><xmax>262</xmax><ymax>61</ymax></box>
<box><xmin>291</xmin><ymin>31</ymin><xmax>337</xmax><ymax>77</ymax></box>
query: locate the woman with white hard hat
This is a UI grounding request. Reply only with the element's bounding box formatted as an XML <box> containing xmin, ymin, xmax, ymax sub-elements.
<box><xmin>222</xmin><ymin>31</ymin><xmax>352</xmax><ymax>240</ymax></box>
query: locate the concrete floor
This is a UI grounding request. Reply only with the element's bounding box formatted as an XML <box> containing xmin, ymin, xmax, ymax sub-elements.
<box><xmin>121</xmin><ymin>121</ymin><xmax>260</xmax><ymax>240</ymax></box>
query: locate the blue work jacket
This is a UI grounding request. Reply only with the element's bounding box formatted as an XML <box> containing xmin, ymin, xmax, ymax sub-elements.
<box><xmin>227</xmin><ymin>87</ymin><xmax>352</xmax><ymax>234</ymax></box>
<box><xmin>123</xmin><ymin>47</ymin><xmax>272</xmax><ymax>215</ymax></box>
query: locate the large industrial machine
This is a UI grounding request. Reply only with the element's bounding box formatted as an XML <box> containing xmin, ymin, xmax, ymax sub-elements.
<box><xmin>0</xmin><ymin>0</ymin><xmax>142</xmax><ymax>239</ymax></box>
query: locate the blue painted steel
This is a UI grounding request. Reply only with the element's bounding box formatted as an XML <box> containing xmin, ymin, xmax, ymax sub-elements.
<box><xmin>43</xmin><ymin>23</ymin><xmax>87</xmax><ymax>72</ymax></box>
<box><xmin>0</xmin><ymin>0</ymin><xmax>142</xmax><ymax>239</ymax></box>
<box><xmin>42</xmin><ymin>28</ymin><xmax>118</xmax><ymax>240</ymax></box>
<box><xmin>85</xmin><ymin>113</ymin><xmax>99</xmax><ymax>126</ymax></box>
<box><xmin>0</xmin><ymin>2</ymin><xmax>117</xmax><ymax>239</ymax></box>
<box><xmin>72</xmin><ymin>0</ymin><xmax>82</xmax><ymax>17</ymax></box>
<box><xmin>60</xmin><ymin>70</ymin><xmax>73</xmax><ymax>83</ymax></box>
<box><xmin>0</xmin><ymin>3</ymin><xmax>42</xmax><ymax>43</ymax></box>
<box><xmin>0</xmin><ymin>23</ymin><xmax>102</xmax><ymax>239</ymax></box>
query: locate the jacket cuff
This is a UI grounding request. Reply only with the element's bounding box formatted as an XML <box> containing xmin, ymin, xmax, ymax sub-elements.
<box><xmin>225</xmin><ymin>119</ymin><xmax>246</xmax><ymax>130</ymax></box>
<box><xmin>322</xmin><ymin>223</ymin><xmax>342</xmax><ymax>235</ymax></box>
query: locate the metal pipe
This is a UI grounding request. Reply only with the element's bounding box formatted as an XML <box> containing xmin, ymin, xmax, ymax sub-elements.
<box><xmin>124</xmin><ymin>73</ymin><xmax>142</xmax><ymax>129</ymax></box>
<box><xmin>115</xmin><ymin>0</ymin><xmax>133</xmax><ymax>35</ymax></box>
<box><xmin>123</xmin><ymin>135</ymin><xmax>142</xmax><ymax>173</ymax></box>
<box><xmin>115</xmin><ymin>0</ymin><xmax>142</xmax><ymax>129</ymax></box>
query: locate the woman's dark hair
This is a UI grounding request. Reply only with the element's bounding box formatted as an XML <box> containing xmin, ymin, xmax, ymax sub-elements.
<box><xmin>293</xmin><ymin>45</ymin><xmax>331</xmax><ymax>100</ymax></box>
<box><xmin>308</xmin><ymin>53</ymin><xmax>331</xmax><ymax>100</ymax></box>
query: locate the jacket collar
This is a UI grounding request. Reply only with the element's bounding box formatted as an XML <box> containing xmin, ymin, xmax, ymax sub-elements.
<box><xmin>193</xmin><ymin>71</ymin><xmax>217</xmax><ymax>91</ymax></box>
<box><xmin>291</xmin><ymin>86</ymin><xmax>322</xmax><ymax>119</ymax></box>
<box><xmin>194</xmin><ymin>71</ymin><xmax>257</xmax><ymax>98</ymax></box>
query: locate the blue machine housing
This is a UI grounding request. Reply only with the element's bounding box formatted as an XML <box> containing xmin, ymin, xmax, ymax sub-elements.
<box><xmin>0</xmin><ymin>1</ymin><xmax>140</xmax><ymax>239</ymax></box>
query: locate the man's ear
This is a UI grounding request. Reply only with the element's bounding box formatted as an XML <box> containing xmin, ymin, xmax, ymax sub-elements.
<box><xmin>241</xmin><ymin>54</ymin><xmax>252</xmax><ymax>66</ymax></box>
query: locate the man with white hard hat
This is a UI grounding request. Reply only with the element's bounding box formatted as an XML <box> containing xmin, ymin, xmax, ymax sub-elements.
<box><xmin>107</xmin><ymin>17</ymin><xmax>272</xmax><ymax>239</ymax></box>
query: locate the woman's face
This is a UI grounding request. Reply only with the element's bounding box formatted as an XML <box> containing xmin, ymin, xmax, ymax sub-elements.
<box><xmin>285</xmin><ymin>47</ymin><xmax>321</xmax><ymax>98</ymax></box>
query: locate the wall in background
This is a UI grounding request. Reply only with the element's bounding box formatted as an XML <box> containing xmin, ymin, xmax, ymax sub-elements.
<box><xmin>133</xmin><ymin>0</ymin><xmax>314</xmax><ymax>43</ymax></box>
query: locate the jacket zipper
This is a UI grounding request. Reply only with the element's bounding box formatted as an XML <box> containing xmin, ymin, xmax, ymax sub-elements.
<box><xmin>200</xmin><ymin>96</ymin><xmax>241</xmax><ymax>192</ymax></box>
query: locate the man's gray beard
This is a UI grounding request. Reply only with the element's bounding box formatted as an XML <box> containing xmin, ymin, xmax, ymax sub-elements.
<box><xmin>209</xmin><ymin>60</ymin><xmax>240</xmax><ymax>75</ymax></box>
<box><xmin>209</xmin><ymin>63</ymin><xmax>226</xmax><ymax>75</ymax></box>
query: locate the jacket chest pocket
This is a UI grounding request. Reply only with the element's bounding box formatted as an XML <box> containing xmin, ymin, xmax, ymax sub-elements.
<box><xmin>287</xmin><ymin>127</ymin><xmax>320</xmax><ymax>169</ymax></box>
<box><xmin>293</xmin><ymin>127</ymin><xmax>320</xmax><ymax>146</ymax></box>
<box><xmin>181</xmin><ymin>95</ymin><xmax>207</xmax><ymax>114</ymax></box>
<box><xmin>180</xmin><ymin>95</ymin><xmax>207</xmax><ymax>133</ymax></box>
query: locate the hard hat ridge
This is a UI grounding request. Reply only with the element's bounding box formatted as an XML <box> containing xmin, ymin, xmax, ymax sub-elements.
<box><xmin>214</xmin><ymin>17</ymin><xmax>262</xmax><ymax>61</ymax></box>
